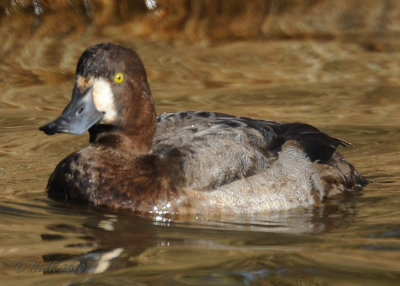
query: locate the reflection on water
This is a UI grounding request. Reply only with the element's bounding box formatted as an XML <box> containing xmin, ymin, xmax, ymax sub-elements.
<box><xmin>1</xmin><ymin>1</ymin><xmax>400</xmax><ymax>285</ymax></box>
<box><xmin>0</xmin><ymin>190</ymin><xmax>399</xmax><ymax>285</ymax></box>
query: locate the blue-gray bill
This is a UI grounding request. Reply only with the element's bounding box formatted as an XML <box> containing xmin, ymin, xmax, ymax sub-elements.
<box><xmin>39</xmin><ymin>86</ymin><xmax>104</xmax><ymax>135</ymax></box>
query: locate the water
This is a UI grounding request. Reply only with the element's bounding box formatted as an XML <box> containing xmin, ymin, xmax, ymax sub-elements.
<box><xmin>1</xmin><ymin>1</ymin><xmax>400</xmax><ymax>285</ymax></box>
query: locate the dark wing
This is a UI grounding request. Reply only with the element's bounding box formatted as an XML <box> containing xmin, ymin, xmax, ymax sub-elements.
<box><xmin>265</xmin><ymin>122</ymin><xmax>349</xmax><ymax>163</ymax></box>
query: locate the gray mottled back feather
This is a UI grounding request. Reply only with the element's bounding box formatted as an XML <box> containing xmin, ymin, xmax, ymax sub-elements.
<box><xmin>152</xmin><ymin>111</ymin><xmax>366</xmax><ymax>202</ymax></box>
<box><xmin>153</xmin><ymin>112</ymin><xmax>272</xmax><ymax>191</ymax></box>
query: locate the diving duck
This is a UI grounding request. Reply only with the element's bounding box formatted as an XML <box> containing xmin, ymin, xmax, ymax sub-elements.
<box><xmin>39</xmin><ymin>43</ymin><xmax>367</xmax><ymax>216</ymax></box>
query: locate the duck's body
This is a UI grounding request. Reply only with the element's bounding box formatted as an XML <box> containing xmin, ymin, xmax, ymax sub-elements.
<box><xmin>40</xmin><ymin>43</ymin><xmax>367</xmax><ymax>216</ymax></box>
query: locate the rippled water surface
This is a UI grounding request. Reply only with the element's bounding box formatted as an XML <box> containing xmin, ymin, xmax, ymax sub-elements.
<box><xmin>1</xmin><ymin>1</ymin><xmax>400</xmax><ymax>285</ymax></box>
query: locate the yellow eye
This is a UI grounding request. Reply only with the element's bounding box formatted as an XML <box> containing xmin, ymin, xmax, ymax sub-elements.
<box><xmin>114</xmin><ymin>73</ymin><xmax>124</xmax><ymax>83</ymax></box>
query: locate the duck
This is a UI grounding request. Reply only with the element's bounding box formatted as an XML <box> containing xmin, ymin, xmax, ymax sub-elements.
<box><xmin>39</xmin><ymin>43</ymin><xmax>367</xmax><ymax>216</ymax></box>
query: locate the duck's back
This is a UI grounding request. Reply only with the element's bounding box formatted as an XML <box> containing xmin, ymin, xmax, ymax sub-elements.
<box><xmin>152</xmin><ymin>111</ymin><xmax>367</xmax><ymax>212</ymax></box>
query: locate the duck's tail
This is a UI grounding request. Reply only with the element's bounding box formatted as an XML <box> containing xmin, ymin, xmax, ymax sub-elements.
<box><xmin>315</xmin><ymin>152</ymin><xmax>368</xmax><ymax>198</ymax></box>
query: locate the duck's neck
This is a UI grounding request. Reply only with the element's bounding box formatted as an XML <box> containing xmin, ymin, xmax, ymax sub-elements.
<box><xmin>89</xmin><ymin>94</ymin><xmax>157</xmax><ymax>155</ymax></box>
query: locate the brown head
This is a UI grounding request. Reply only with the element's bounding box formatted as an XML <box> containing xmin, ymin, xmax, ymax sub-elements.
<box><xmin>39</xmin><ymin>43</ymin><xmax>157</xmax><ymax>153</ymax></box>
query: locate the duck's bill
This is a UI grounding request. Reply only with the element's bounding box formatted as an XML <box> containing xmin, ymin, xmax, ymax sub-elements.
<box><xmin>39</xmin><ymin>86</ymin><xmax>104</xmax><ymax>135</ymax></box>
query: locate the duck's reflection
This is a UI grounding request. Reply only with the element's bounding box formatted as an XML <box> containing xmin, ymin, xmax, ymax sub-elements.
<box><xmin>40</xmin><ymin>193</ymin><xmax>361</xmax><ymax>274</ymax></box>
<box><xmin>41</xmin><ymin>211</ymin><xmax>154</xmax><ymax>274</ymax></box>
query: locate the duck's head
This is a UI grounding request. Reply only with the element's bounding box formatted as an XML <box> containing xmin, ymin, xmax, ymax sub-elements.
<box><xmin>40</xmin><ymin>43</ymin><xmax>156</xmax><ymax>150</ymax></box>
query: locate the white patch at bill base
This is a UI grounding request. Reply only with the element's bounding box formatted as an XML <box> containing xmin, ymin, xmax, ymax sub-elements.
<box><xmin>92</xmin><ymin>79</ymin><xmax>117</xmax><ymax>123</ymax></box>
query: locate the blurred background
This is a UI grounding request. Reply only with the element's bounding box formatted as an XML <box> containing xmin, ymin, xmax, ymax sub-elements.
<box><xmin>1</xmin><ymin>1</ymin><xmax>400</xmax><ymax>285</ymax></box>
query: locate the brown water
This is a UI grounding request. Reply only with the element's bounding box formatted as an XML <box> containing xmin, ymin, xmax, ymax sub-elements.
<box><xmin>1</xmin><ymin>1</ymin><xmax>400</xmax><ymax>285</ymax></box>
